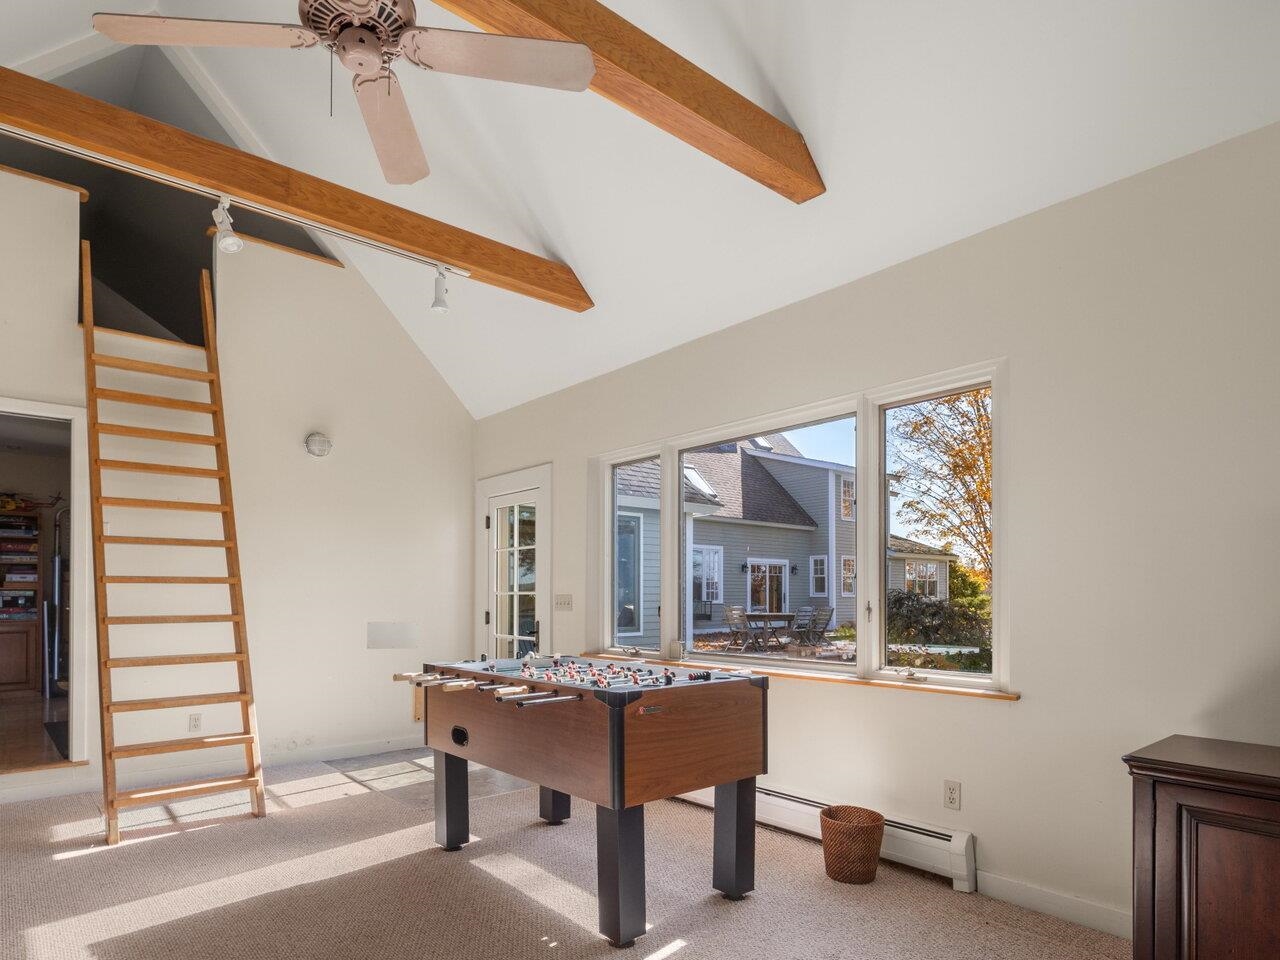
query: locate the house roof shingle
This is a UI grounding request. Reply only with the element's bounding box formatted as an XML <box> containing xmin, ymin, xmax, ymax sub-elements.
<box><xmin>614</xmin><ymin>458</ymin><xmax>721</xmax><ymax>508</ymax></box>
<box><xmin>888</xmin><ymin>535</ymin><xmax>957</xmax><ymax>558</ymax></box>
<box><xmin>684</xmin><ymin>443</ymin><xmax>816</xmax><ymax>527</ymax></box>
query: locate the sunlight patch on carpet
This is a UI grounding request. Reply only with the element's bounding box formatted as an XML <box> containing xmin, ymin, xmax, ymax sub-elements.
<box><xmin>471</xmin><ymin>852</ymin><xmax>599</xmax><ymax>934</ymax></box>
<box><xmin>24</xmin><ymin>823</ymin><xmax>438</xmax><ymax>960</ymax></box>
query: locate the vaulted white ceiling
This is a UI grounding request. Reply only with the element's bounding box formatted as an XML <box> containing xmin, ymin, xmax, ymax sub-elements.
<box><xmin>7</xmin><ymin>2</ymin><xmax>1280</xmax><ymax>416</ymax></box>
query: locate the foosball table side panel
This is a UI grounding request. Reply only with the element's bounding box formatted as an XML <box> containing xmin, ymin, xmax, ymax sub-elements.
<box><xmin>621</xmin><ymin>679</ymin><xmax>767</xmax><ymax>807</ymax></box>
<box><xmin>424</xmin><ymin>687</ymin><xmax>615</xmax><ymax>807</ymax></box>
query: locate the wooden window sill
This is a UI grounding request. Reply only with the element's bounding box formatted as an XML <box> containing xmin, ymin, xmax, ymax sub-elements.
<box><xmin>592</xmin><ymin>651</ymin><xmax>1021</xmax><ymax>702</ymax></box>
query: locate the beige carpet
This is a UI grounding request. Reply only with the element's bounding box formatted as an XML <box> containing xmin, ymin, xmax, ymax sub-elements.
<box><xmin>0</xmin><ymin>750</ymin><xmax>1128</xmax><ymax>960</ymax></box>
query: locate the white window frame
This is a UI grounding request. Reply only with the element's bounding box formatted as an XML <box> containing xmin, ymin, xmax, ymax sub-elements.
<box><xmin>839</xmin><ymin>475</ymin><xmax>856</xmax><ymax>521</ymax></box>
<box><xmin>691</xmin><ymin>544</ymin><xmax>723</xmax><ymax>604</ymax></box>
<box><xmin>809</xmin><ymin>555</ymin><xmax>827</xmax><ymax>597</ymax></box>
<box><xmin>841</xmin><ymin>555</ymin><xmax>857</xmax><ymax>597</ymax></box>
<box><xmin>613</xmin><ymin>509</ymin><xmax>644</xmax><ymax>638</ymax></box>
<box><xmin>588</xmin><ymin>359</ymin><xmax>1007</xmax><ymax>692</ymax></box>
<box><xmin>904</xmin><ymin>560</ymin><xmax>940</xmax><ymax>597</ymax></box>
<box><xmin>745</xmin><ymin>558</ymin><xmax>790</xmax><ymax>614</ymax></box>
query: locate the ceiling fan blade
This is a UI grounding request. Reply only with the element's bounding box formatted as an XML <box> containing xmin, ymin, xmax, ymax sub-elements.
<box><xmin>92</xmin><ymin>14</ymin><xmax>320</xmax><ymax>49</ymax></box>
<box><xmin>400</xmin><ymin>28</ymin><xmax>595</xmax><ymax>92</ymax></box>
<box><xmin>352</xmin><ymin>71</ymin><xmax>430</xmax><ymax>185</ymax></box>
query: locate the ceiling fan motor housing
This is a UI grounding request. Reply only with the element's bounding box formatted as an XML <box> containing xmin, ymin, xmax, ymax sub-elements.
<box><xmin>336</xmin><ymin>26</ymin><xmax>384</xmax><ymax>74</ymax></box>
<box><xmin>300</xmin><ymin>0</ymin><xmax>416</xmax><ymax>52</ymax></box>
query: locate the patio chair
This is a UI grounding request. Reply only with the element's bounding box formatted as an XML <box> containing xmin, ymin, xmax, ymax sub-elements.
<box><xmin>725</xmin><ymin>605</ymin><xmax>763</xmax><ymax>652</ymax></box>
<box><xmin>785</xmin><ymin>607</ymin><xmax>814</xmax><ymax>645</ymax></box>
<box><xmin>804</xmin><ymin>607</ymin><xmax>834</xmax><ymax>645</ymax></box>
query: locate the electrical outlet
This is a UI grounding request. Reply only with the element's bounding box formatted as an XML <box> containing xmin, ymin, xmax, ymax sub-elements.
<box><xmin>188</xmin><ymin>713</ymin><xmax>202</xmax><ymax>733</ymax></box>
<box><xmin>943</xmin><ymin>779</ymin><xmax>961</xmax><ymax>811</ymax></box>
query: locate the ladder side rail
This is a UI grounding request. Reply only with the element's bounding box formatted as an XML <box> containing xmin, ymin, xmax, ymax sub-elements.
<box><xmin>200</xmin><ymin>270</ymin><xmax>267</xmax><ymax>818</ymax></box>
<box><xmin>80</xmin><ymin>241</ymin><xmax>120</xmax><ymax>845</ymax></box>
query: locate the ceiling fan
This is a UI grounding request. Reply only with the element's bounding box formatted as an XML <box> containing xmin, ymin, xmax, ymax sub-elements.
<box><xmin>92</xmin><ymin>1</ymin><xmax>596</xmax><ymax>185</ymax></box>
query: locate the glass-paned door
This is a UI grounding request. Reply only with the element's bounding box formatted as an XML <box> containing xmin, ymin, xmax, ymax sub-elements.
<box><xmin>747</xmin><ymin>560</ymin><xmax>788</xmax><ymax>613</ymax></box>
<box><xmin>488</xmin><ymin>488</ymin><xmax>547</xmax><ymax>659</ymax></box>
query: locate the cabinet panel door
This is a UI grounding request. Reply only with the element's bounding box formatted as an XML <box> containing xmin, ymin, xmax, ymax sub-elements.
<box><xmin>0</xmin><ymin>625</ymin><xmax>33</xmax><ymax>686</ymax></box>
<box><xmin>1154</xmin><ymin>782</ymin><xmax>1280</xmax><ymax>960</ymax></box>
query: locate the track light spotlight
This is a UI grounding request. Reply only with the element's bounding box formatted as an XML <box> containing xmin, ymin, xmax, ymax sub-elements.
<box><xmin>212</xmin><ymin>197</ymin><xmax>244</xmax><ymax>254</ymax></box>
<box><xmin>431</xmin><ymin>265</ymin><xmax>449</xmax><ymax>314</ymax></box>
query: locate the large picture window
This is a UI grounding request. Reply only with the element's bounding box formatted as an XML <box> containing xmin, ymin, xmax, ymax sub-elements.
<box><xmin>676</xmin><ymin>415</ymin><xmax>856</xmax><ymax>665</ymax></box>
<box><xmin>601</xmin><ymin>363</ymin><xmax>1001</xmax><ymax>689</ymax></box>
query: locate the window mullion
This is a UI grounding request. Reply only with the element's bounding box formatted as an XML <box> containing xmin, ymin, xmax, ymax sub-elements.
<box><xmin>659</xmin><ymin>444</ymin><xmax>682</xmax><ymax>657</ymax></box>
<box><xmin>856</xmin><ymin>392</ymin><xmax>878</xmax><ymax>679</ymax></box>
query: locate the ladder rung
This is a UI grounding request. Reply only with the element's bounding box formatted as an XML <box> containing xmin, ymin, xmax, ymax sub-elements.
<box><xmin>97</xmin><ymin>460</ymin><xmax>225</xmax><ymax>479</ymax></box>
<box><xmin>98</xmin><ymin>497</ymin><xmax>227</xmax><ymax>513</ymax></box>
<box><xmin>104</xmin><ymin>614</ymin><xmax>242</xmax><ymax>625</ymax></box>
<box><xmin>92</xmin><ymin>354</ymin><xmax>214</xmax><ymax>381</ymax></box>
<box><xmin>103</xmin><ymin>536</ymin><xmax>233</xmax><ymax>547</ymax></box>
<box><xmin>97</xmin><ymin>424</ymin><xmax>222</xmax><ymax>446</ymax></box>
<box><xmin>107</xmin><ymin>691</ymin><xmax>249</xmax><ymax>713</ymax></box>
<box><xmin>111</xmin><ymin>733</ymin><xmax>253</xmax><ymax>759</ymax></box>
<box><xmin>103</xmin><ymin>576</ymin><xmax>239</xmax><ymax>585</ymax></box>
<box><xmin>106</xmin><ymin>652</ymin><xmax>246</xmax><ymax>668</ymax></box>
<box><xmin>93</xmin><ymin>388</ymin><xmax>216</xmax><ymax>414</ymax></box>
<box><xmin>115</xmin><ymin>773</ymin><xmax>260</xmax><ymax>809</ymax></box>
<box><xmin>93</xmin><ymin>326</ymin><xmax>206</xmax><ymax>353</ymax></box>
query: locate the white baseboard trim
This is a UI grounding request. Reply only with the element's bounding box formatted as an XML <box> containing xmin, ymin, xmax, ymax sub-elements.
<box><xmin>976</xmin><ymin>870</ymin><xmax>1132</xmax><ymax>939</ymax></box>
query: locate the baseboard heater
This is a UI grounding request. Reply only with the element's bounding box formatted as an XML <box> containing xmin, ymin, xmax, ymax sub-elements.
<box><xmin>680</xmin><ymin>786</ymin><xmax>976</xmax><ymax>892</ymax></box>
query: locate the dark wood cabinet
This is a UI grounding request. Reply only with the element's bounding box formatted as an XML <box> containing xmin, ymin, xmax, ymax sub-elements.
<box><xmin>1125</xmin><ymin>735</ymin><xmax>1280</xmax><ymax>960</ymax></box>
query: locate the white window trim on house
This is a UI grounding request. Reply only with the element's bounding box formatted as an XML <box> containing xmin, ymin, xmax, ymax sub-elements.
<box><xmin>588</xmin><ymin>358</ymin><xmax>1008</xmax><ymax>692</ymax></box>
<box><xmin>692</xmin><ymin>544</ymin><xmax>723</xmax><ymax>603</ymax></box>
<box><xmin>904</xmin><ymin>560</ymin><xmax>940</xmax><ymax>597</ymax></box>
<box><xmin>840</xmin><ymin>475</ymin><xmax>855</xmax><ymax>521</ymax></box>
<box><xmin>809</xmin><ymin>555</ymin><xmax>828</xmax><ymax>597</ymax></box>
<box><xmin>746</xmin><ymin>558</ymin><xmax>790</xmax><ymax>614</ymax></box>
<box><xmin>614</xmin><ymin>509</ymin><xmax>644</xmax><ymax>638</ymax></box>
<box><xmin>841</xmin><ymin>555</ymin><xmax>856</xmax><ymax>597</ymax></box>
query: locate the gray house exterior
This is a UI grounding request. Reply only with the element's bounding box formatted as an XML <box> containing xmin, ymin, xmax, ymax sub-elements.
<box><xmin>614</xmin><ymin>434</ymin><xmax>956</xmax><ymax>649</ymax></box>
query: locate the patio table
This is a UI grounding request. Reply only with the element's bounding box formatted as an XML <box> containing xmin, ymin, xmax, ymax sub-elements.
<box><xmin>744</xmin><ymin>612</ymin><xmax>795</xmax><ymax>646</ymax></box>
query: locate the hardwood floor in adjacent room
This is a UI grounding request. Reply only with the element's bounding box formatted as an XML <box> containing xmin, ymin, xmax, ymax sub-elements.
<box><xmin>0</xmin><ymin>690</ymin><xmax>69</xmax><ymax>772</ymax></box>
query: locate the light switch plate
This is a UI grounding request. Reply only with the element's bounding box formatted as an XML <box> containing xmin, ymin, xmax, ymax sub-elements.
<box><xmin>554</xmin><ymin>594</ymin><xmax>573</xmax><ymax>611</ymax></box>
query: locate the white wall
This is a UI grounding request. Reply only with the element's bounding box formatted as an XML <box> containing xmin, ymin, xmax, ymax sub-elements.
<box><xmin>474</xmin><ymin>123</ymin><xmax>1280</xmax><ymax>934</ymax></box>
<box><xmin>0</xmin><ymin>168</ymin><xmax>475</xmax><ymax>802</ymax></box>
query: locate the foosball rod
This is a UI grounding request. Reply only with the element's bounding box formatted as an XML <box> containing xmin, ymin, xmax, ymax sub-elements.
<box><xmin>516</xmin><ymin>694</ymin><xmax>584</xmax><ymax>708</ymax></box>
<box><xmin>495</xmin><ymin>690</ymin><xmax>555</xmax><ymax>703</ymax></box>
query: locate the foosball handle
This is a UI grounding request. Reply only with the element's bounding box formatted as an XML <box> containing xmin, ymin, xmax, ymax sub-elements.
<box><xmin>441</xmin><ymin>680</ymin><xmax>477</xmax><ymax>692</ymax></box>
<box><xmin>492</xmin><ymin>685</ymin><xmax>529</xmax><ymax>697</ymax></box>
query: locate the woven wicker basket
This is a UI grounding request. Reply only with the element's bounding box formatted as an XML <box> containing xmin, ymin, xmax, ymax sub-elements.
<box><xmin>819</xmin><ymin>805</ymin><xmax>885</xmax><ymax>883</ymax></box>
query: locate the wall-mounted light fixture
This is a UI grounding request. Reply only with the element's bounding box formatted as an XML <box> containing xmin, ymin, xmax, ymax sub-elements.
<box><xmin>303</xmin><ymin>432</ymin><xmax>333</xmax><ymax>458</ymax></box>
<box><xmin>740</xmin><ymin>561</ymin><xmax>749</xmax><ymax>573</ymax></box>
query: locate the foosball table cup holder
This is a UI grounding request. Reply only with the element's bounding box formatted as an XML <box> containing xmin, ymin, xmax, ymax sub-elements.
<box><xmin>451</xmin><ymin>726</ymin><xmax>469</xmax><ymax>747</ymax></box>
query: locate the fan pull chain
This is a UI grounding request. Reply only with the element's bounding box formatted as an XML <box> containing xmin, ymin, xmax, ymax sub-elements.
<box><xmin>329</xmin><ymin>46</ymin><xmax>334</xmax><ymax>117</ymax></box>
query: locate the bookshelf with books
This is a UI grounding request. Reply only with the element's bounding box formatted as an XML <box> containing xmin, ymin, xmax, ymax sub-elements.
<box><xmin>0</xmin><ymin>511</ymin><xmax>42</xmax><ymax>691</ymax></box>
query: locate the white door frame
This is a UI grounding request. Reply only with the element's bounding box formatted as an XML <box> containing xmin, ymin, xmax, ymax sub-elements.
<box><xmin>473</xmin><ymin>463</ymin><xmax>552</xmax><ymax>659</ymax></box>
<box><xmin>0</xmin><ymin>395</ymin><xmax>92</xmax><ymax>768</ymax></box>
<box><xmin>746</xmin><ymin>557</ymin><xmax>790</xmax><ymax>614</ymax></box>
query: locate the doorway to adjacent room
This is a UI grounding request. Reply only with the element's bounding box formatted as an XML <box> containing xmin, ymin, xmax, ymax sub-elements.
<box><xmin>0</xmin><ymin>400</ymin><xmax>90</xmax><ymax>775</ymax></box>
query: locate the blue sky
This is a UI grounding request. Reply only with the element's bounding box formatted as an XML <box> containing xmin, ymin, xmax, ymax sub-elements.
<box><xmin>782</xmin><ymin>417</ymin><xmax>855</xmax><ymax>466</ymax></box>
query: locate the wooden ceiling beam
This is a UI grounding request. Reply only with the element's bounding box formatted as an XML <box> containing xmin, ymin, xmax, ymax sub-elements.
<box><xmin>0</xmin><ymin>66</ymin><xmax>593</xmax><ymax>312</ymax></box>
<box><xmin>435</xmin><ymin>0</ymin><xmax>825</xmax><ymax>204</ymax></box>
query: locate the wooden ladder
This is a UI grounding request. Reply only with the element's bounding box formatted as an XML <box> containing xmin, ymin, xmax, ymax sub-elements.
<box><xmin>80</xmin><ymin>242</ymin><xmax>265</xmax><ymax>844</ymax></box>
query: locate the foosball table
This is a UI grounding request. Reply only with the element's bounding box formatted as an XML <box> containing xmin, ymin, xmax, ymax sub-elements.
<box><xmin>410</xmin><ymin>655</ymin><xmax>768</xmax><ymax>947</ymax></box>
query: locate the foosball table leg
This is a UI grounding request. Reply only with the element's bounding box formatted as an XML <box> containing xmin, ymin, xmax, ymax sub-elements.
<box><xmin>712</xmin><ymin>776</ymin><xmax>757</xmax><ymax>900</ymax></box>
<box><xmin>596</xmin><ymin>804</ymin><xmax>646</xmax><ymax>948</ymax></box>
<box><xmin>539</xmin><ymin>786</ymin><xmax>571</xmax><ymax>825</ymax></box>
<box><xmin>433</xmin><ymin>749</ymin><xmax>469</xmax><ymax>851</ymax></box>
